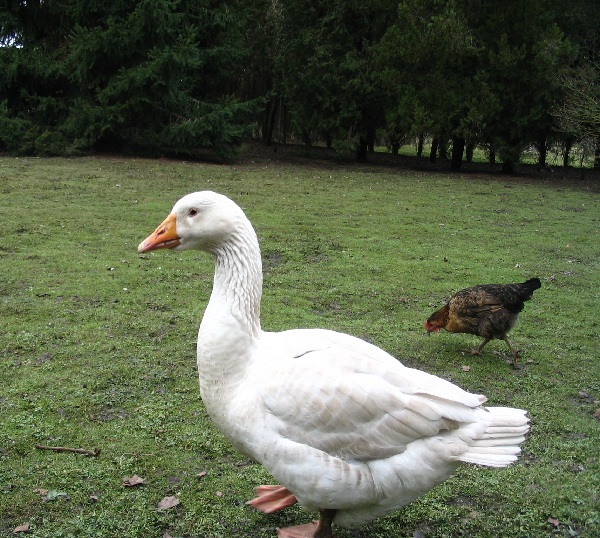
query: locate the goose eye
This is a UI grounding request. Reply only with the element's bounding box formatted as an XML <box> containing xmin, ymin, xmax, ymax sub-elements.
<box><xmin>188</xmin><ymin>208</ymin><xmax>198</xmax><ymax>217</ymax></box>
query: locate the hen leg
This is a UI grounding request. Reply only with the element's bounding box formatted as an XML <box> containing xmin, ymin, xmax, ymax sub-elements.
<box><xmin>247</xmin><ymin>485</ymin><xmax>297</xmax><ymax>513</ymax></box>
<box><xmin>464</xmin><ymin>338</ymin><xmax>490</xmax><ymax>356</ymax></box>
<box><xmin>278</xmin><ymin>509</ymin><xmax>336</xmax><ymax>538</ymax></box>
<box><xmin>503</xmin><ymin>337</ymin><xmax>521</xmax><ymax>368</ymax></box>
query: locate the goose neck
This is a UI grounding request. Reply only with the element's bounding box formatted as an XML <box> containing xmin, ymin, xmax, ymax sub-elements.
<box><xmin>211</xmin><ymin>230</ymin><xmax>262</xmax><ymax>337</ymax></box>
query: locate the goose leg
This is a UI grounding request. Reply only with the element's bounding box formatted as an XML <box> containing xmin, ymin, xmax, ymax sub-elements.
<box><xmin>314</xmin><ymin>509</ymin><xmax>336</xmax><ymax>538</ymax></box>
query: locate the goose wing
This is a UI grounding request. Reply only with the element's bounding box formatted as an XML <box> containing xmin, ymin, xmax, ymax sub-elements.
<box><xmin>256</xmin><ymin>332</ymin><xmax>486</xmax><ymax>461</ymax></box>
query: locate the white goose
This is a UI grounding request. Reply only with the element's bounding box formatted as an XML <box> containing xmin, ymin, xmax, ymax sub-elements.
<box><xmin>138</xmin><ymin>191</ymin><xmax>529</xmax><ymax>538</ymax></box>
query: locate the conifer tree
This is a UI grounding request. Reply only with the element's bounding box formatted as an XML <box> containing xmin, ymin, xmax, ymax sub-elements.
<box><xmin>0</xmin><ymin>0</ymin><xmax>262</xmax><ymax>157</ymax></box>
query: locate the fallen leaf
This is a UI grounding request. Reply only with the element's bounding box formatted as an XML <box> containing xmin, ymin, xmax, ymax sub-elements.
<box><xmin>33</xmin><ymin>488</ymin><xmax>49</xmax><ymax>497</ymax></box>
<box><xmin>123</xmin><ymin>475</ymin><xmax>145</xmax><ymax>487</ymax></box>
<box><xmin>197</xmin><ymin>470</ymin><xmax>208</xmax><ymax>479</ymax></box>
<box><xmin>548</xmin><ymin>517</ymin><xmax>560</xmax><ymax>527</ymax></box>
<box><xmin>44</xmin><ymin>490</ymin><xmax>68</xmax><ymax>502</ymax></box>
<box><xmin>593</xmin><ymin>409</ymin><xmax>600</xmax><ymax>421</ymax></box>
<box><xmin>157</xmin><ymin>496</ymin><xmax>180</xmax><ymax>511</ymax></box>
<box><xmin>215</xmin><ymin>491</ymin><xmax>223</xmax><ymax>497</ymax></box>
<box><xmin>461</xmin><ymin>365</ymin><xmax>471</xmax><ymax>372</ymax></box>
<box><xmin>13</xmin><ymin>522</ymin><xmax>30</xmax><ymax>534</ymax></box>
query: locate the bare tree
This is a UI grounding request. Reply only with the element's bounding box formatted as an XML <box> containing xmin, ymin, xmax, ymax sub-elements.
<box><xmin>555</xmin><ymin>63</ymin><xmax>599</xmax><ymax>137</ymax></box>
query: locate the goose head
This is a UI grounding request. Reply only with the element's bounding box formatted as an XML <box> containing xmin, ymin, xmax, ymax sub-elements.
<box><xmin>138</xmin><ymin>191</ymin><xmax>247</xmax><ymax>254</ymax></box>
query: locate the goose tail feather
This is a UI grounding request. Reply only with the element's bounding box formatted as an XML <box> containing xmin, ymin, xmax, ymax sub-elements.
<box><xmin>459</xmin><ymin>407</ymin><xmax>529</xmax><ymax>468</ymax></box>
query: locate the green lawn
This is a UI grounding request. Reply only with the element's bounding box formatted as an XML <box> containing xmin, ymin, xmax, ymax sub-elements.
<box><xmin>1</xmin><ymin>156</ymin><xmax>598</xmax><ymax>537</ymax></box>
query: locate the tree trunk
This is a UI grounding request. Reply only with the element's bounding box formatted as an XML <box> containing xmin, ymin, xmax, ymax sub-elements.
<box><xmin>429</xmin><ymin>137</ymin><xmax>438</xmax><ymax>163</ymax></box>
<box><xmin>262</xmin><ymin>99</ymin><xmax>276</xmax><ymax>145</ymax></box>
<box><xmin>417</xmin><ymin>133</ymin><xmax>424</xmax><ymax>159</ymax></box>
<box><xmin>366</xmin><ymin>126</ymin><xmax>376</xmax><ymax>153</ymax></box>
<box><xmin>465</xmin><ymin>142</ymin><xmax>474</xmax><ymax>162</ymax></box>
<box><xmin>537</xmin><ymin>137</ymin><xmax>547</xmax><ymax>167</ymax></box>
<box><xmin>280</xmin><ymin>101</ymin><xmax>288</xmax><ymax>145</ymax></box>
<box><xmin>563</xmin><ymin>139</ymin><xmax>572</xmax><ymax>167</ymax></box>
<box><xmin>451</xmin><ymin>137</ymin><xmax>465</xmax><ymax>171</ymax></box>
<box><xmin>356</xmin><ymin>137</ymin><xmax>368</xmax><ymax>161</ymax></box>
<box><xmin>302</xmin><ymin>130</ymin><xmax>312</xmax><ymax>148</ymax></box>
<box><xmin>489</xmin><ymin>148</ymin><xmax>496</xmax><ymax>164</ymax></box>
<box><xmin>595</xmin><ymin>138</ymin><xmax>600</xmax><ymax>169</ymax></box>
<box><xmin>439</xmin><ymin>138</ymin><xmax>448</xmax><ymax>159</ymax></box>
<box><xmin>501</xmin><ymin>159</ymin><xmax>514</xmax><ymax>174</ymax></box>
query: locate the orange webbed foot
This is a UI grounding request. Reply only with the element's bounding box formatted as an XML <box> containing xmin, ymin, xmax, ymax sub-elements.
<box><xmin>246</xmin><ymin>485</ymin><xmax>297</xmax><ymax>514</ymax></box>
<box><xmin>277</xmin><ymin>522</ymin><xmax>320</xmax><ymax>538</ymax></box>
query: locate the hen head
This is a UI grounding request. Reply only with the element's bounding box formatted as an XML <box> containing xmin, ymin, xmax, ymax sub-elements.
<box><xmin>424</xmin><ymin>318</ymin><xmax>441</xmax><ymax>333</ymax></box>
<box><xmin>424</xmin><ymin>304</ymin><xmax>449</xmax><ymax>334</ymax></box>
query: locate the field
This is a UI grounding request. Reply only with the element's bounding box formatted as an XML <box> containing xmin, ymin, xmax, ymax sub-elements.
<box><xmin>1</xmin><ymin>154</ymin><xmax>599</xmax><ymax>538</ymax></box>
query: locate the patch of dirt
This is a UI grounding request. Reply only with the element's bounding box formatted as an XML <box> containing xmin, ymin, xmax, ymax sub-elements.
<box><xmin>262</xmin><ymin>250</ymin><xmax>286</xmax><ymax>273</ymax></box>
<box><xmin>96</xmin><ymin>407</ymin><xmax>128</xmax><ymax>421</ymax></box>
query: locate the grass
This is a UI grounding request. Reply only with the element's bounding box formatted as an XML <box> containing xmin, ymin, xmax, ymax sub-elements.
<box><xmin>0</xmin><ymin>155</ymin><xmax>599</xmax><ymax>538</ymax></box>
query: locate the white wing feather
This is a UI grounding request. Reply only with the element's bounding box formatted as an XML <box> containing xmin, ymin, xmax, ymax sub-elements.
<box><xmin>256</xmin><ymin>329</ymin><xmax>486</xmax><ymax>461</ymax></box>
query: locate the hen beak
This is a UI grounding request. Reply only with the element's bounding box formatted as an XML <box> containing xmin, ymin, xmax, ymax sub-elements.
<box><xmin>138</xmin><ymin>213</ymin><xmax>180</xmax><ymax>253</ymax></box>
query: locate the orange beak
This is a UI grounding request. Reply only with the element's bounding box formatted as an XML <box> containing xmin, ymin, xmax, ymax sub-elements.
<box><xmin>138</xmin><ymin>213</ymin><xmax>180</xmax><ymax>253</ymax></box>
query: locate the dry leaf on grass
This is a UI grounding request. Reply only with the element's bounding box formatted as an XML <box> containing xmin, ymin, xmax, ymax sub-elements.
<box><xmin>34</xmin><ymin>489</ymin><xmax>68</xmax><ymax>502</ymax></box>
<box><xmin>13</xmin><ymin>522</ymin><xmax>30</xmax><ymax>534</ymax></box>
<box><xmin>157</xmin><ymin>496</ymin><xmax>180</xmax><ymax>511</ymax></box>
<box><xmin>43</xmin><ymin>490</ymin><xmax>68</xmax><ymax>502</ymax></box>
<box><xmin>122</xmin><ymin>475</ymin><xmax>145</xmax><ymax>487</ymax></box>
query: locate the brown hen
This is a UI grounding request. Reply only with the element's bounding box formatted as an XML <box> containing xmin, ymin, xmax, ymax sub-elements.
<box><xmin>425</xmin><ymin>278</ymin><xmax>541</xmax><ymax>367</ymax></box>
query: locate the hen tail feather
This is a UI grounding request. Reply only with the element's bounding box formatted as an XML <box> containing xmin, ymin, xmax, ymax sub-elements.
<box><xmin>520</xmin><ymin>277</ymin><xmax>541</xmax><ymax>298</ymax></box>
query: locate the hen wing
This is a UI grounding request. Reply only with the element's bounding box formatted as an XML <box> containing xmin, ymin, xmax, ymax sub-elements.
<box><xmin>470</xmin><ymin>284</ymin><xmax>530</xmax><ymax>314</ymax></box>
